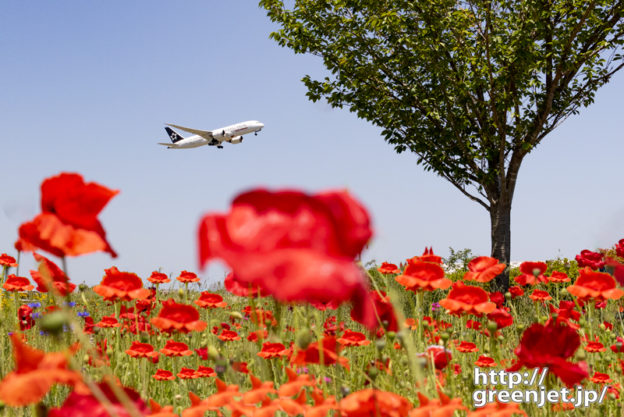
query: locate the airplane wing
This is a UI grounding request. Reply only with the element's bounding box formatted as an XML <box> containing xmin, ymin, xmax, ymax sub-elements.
<box><xmin>166</xmin><ymin>123</ymin><xmax>214</xmax><ymax>139</ymax></box>
<box><xmin>157</xmin><ymin>142</ymin><xmax>175</xmax><ymax>147</ymax></box>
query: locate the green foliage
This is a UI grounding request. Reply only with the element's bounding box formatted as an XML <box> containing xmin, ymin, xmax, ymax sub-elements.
<box><xmin>259</xmin><ymin>1</ymin><xmax>624</xmax><ymax>267</ymax></box>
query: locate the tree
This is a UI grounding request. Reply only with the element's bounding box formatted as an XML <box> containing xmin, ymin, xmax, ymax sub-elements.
<box><xmin>259</xmin><ymin>0</ymin><xmax>624</xmax><ymax>291</ymax></box>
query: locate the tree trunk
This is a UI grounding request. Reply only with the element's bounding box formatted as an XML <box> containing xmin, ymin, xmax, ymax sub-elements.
<box><xmin>489</xmin><ymin>199</ymin><xmax>511</xmax><ymax>293</ymax></box>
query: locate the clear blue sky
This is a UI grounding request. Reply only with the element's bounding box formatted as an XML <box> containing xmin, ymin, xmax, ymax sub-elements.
<box><xmin>1</xmin><ymin>2</ymin><xmax>623</xmax><ymax>286</ymax></box>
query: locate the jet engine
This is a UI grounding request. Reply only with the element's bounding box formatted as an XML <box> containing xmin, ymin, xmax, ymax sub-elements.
<box><xmin>230</xmin><ymin>136</ymin><xmax>243</xmax><ymax>144</ymax></box>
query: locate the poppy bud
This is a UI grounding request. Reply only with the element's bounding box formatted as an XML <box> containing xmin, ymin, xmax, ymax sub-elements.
<box><xmin>375</xmin><ymin>339</ymin><xmax>386</xmax><ymax>350</ymax></box>
<box><xmin>178</xmin><ymin>288</ymin><xmax>184</xmax><ymax>296</ymax></box>
<box><xmin>295</xmin><ymin>329</ymin><xmax>313</xmax><ymax>349</ymax></box>
<box><xmin>386</xmin><ymin>331</ymin><xmax>396</xmax><ymax>341</ymax></box>
<box><xmin>207</xmin><ymin>345</ymin><xmax>219</xmax><ymax>360</ymax></box>
<box><xmin>440</xmin><ymin>331</ymin><xmax>451</xmax><ymax>342</ymax></box>
<box><xmin>367</xmin><ymin>367</ymin><xmax>379</xmax><ymax>379</ymax></box>
<box><xmin>83</xmin><ymin>354</ymin><xmax>90</xmax><ymax>363</ymax></box>
<box><xmin>599</xmin><ymin>323</ymin><xmax>606</xmax><ymax>331</ymax></box>
<box><xmin>486</xmin><ymin>321</ymin><xmax>498</xmax><ymax>334</ymax></box>
<box><xmin>79</xmin><ymin>283</ymin><xmax>88</xmax><ymax>292</ymax></box>
<box><xmin>106</xmin><ymin>347</ymin><xmax>113</xmax><ymax>356</ymax></box>
<box><xmin>532</xmin><ymin>268</ymin><xmax>541</xmax><ymax>277</ymax></box>
<box><xmin>39</xmin><ymin>311</ymin><xmax>68</xmax><ymax>335</ymax></box>
<box><xmin>505</xmin><ymin>292</ymin><xmax>512</xmax><ymax>300</ymax></box>
<box><xmin>139</xmin><ymin>331</ymin><xmax>149</xmax><ymax>343</ymax></box>
<box><xmin>229</xmin><ymin>311</ymin><xmax>243</xmax><ymax>320</ymax></box>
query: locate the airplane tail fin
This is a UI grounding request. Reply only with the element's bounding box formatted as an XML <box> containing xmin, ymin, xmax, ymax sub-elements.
<box><xmin>165</xmin><ymin>127</ymin><xmax>184</xmax><ymax>143</ymax></box>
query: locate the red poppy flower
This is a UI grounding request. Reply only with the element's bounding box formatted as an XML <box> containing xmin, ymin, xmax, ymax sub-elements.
<box><xmin>291</xmin><ymin>337</ymin><xmax>348</xmax><ymax>368</ymax></box>
<box><xmin>197</xmin><ymin>189</ymin><xmax>377</xmax><ymax>329</ymax></box>
<box><xmin>3</xmin><ymin>275</ymin><xmax>34</xmax><ymax>292</ymax></box>
<box><xmin>196</xmin><ymin>366</ymin><xmax>216</xmax><ymax>378</ymax></box>
<box><xmin>93</xmin><ymin>267</ymin><xmax>150</xmax><ymax>301</ymax></box>
<box><xmin>177</xmin><ymin>367</ymin><xmax>199</xmax><ymax>380</ymax></box>
<box><xmin>489</xmin><ymin>291</ymin><xmax>504</xmax><ymax>308</ymax></box>
<box><xmin>148</xmin><ymin>271</ymin><xmax>170</xmax><ymax>284</ymax></box>
<box><xmin>247</xmin><ymin>330</ymin><xmax>269</xmax><ymax>342</ymax></box>
<box><xmin>463</xmin><ymin>256</ymin><xmax>506</xmax><ymax>283</ymax></box>
<box><xmin>514</xmin><ymin>261</ymin><xmax>548</xmax><ymax>286</ymax></box>
<box><xmin>0</xmin><ymin>253</ymin><xmax>18</xmax><ymax>267</ymax></box>
<box><xmin>529</xmin><ymin>290</ymin><xmax>552</xmax><ymax>302</ymax></box>
<box><xmin>475</xmin><ymin>355</ymin><xmax>496</xmax><ymax>368</ymax></box>
<box><xmin>584</xmin><ymin>342</ymin><xmax>606</xmax><ymax>353</ymax></box>
<box><xmin>487</xmin><ymin>308</ymin><xmax>514</xmax><ymax>329</ymax></box>
<box><xmin>0</xmin><ymin>334</ymin><xmax>83</xmax><ymax>406</ymax></box>
<box><xmin>439</xmin><ymin>282</ymin><xmax>496</xmax><ymax>316</ymax></box>
<box><xmin>509</xmin><ymin>286</ymin><xmax>524</xmax><ymax>298</ymax></box>
<box><xmin>258</xmin><ymin>342</ymin><xmax>288</xmax><ymax>359</ymax></box>
<box><xmin>96</xmin><ymin>315</ymin><xmax>120</xmax><ymax>328</ymax></box>
<box><xmin>47</xmin><ymin>381</ymin><xmax>148</xmax><ymax>417</ymax></box>
<box><xmin>224</xmin><ymin>272</ymin><xmax>267</xmax><ymax>297</ymax></box>
<box><xmin>350</xmin><ymin>290</ymin><xmax>398</xmax><ymax>333</ymax></box>
<box><xmin>232</xmin><ymin>362</ymin><xmax>249</xmax><ymax>374</ymax></box>
<box><xmin>218</xmin><ymin>329</ymin><xmax>241</xmax><ymax>342</ymax></box>
<box><xmin>456</xmin><ymin>341</ymin><xmax>478</xmax><ymax>353</ymax></box>
<box><xmin>177</xmin><ymin>270</ymin><xmax>199</xmax><ymax>283</ymax></box>
<box><xmin>548</xmin><ymin>271</ymin><xmax>570</xmax><ymax>283</ymax></box>
<box><xmin>339</xmin><ymin>389</ymin><xmax>413</xmax><ymax>417</ymax></box>
<box><xmin>29</xmin><ymin>253</ymin><xmax>76</xmax><ymax>295</ymax></box>
<box><xmin>546</xmin><ymin>301</ymin><xmax>581</xmax><ymax>329</ymax></box>
<box><xmin>337</xmin><ymin>330</ymin><xmax>371</xmax><ymax>347</ymax></box>
<box><xmin>160</xmin><ymin>340</ymin><xmax>192</xmax><ymax>357</ymax></box>
<box><xmin>125</xmin><ymin>341</ymin><xmax>159</xmax><ymax>360</ymax></box>
<box><xmin>194</xmin><ymin>291</ymin><xmax>227</xmax><ymax>309</ymax></box>
<box><xmin>377</xmin><ymin>262</ymin><xmax>400</xmax><ymax>274</ymax></box>
<box><xmin>151</xmin><ymin>299</ymin><xmax>206</xmax><ymax>334</ymax></box>
<box><xmin>567</xmin><ymin>268</ymin><xmax>624</xmax><ymax>302</ymax></box>
<box><xmin>18</xmin><ymin>305</ymin><xmax>35</xmax><ymax>331</ymax></box>
<box><xmin>395</xmin><ymin>261</ymin><xmax>451</xmax><ymax>292</ymax></box>
<box><xmin>616</xmin><ymin>239</ymin><xmax>624</xmax><ymax>258</ymax></box>
<box><xmin>18</xmin><ymin>173</ymin><xmax>118</xmax><ymax>258</ymax></box>
<box><xmin>507</xmin><ymin>322</ymin><xmax>588</xmax><ymax>387</ymax></box>
<box><xmin>411</xmin><ymin>391</ymin><xmax>466</xmax><ymax>417</ymax></box>
<box><xmin>153</xmin><ymin>369</ymin><xmax>175</xmax><ymax>381</ymax></box>
<box><xmin>590</xmin><ymin>372</ymin><xmax>611</xmax><ymax>384</ymax></box>
<box><xmin>575</xmin><ymin>249</ymin><xmax>605</xmax><ymax>270</ymax></box>
<box><xmin>418</xmin><ymin>345</ymin><xmax>452</xmax><ymax>370</ymax></box>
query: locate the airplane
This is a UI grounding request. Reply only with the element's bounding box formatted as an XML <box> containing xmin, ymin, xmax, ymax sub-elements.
<box><xmin>157</xmin><ymin>120</ymin><xmax>264</xmax><ymax>149</ymax></box>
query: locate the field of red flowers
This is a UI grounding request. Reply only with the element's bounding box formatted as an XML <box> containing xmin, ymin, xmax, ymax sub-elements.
<box><xmin>1</xmin><ymin>172</ymin><xmax>624</xmax><ymax>417</ymax></box>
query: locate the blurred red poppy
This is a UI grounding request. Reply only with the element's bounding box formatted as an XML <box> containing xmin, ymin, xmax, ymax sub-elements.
<box><xmin>411</xmin><ymin>391</ymin><xmax>466</xmax><ymax>417</ymax></box>
<box><xmin>507</xmin><ymin>322</ymin><xmax>588</xmax><ymax>387</ymax></box>
<box><xmin>337</xmin><ymin>329</ymin><xmax>371</xmax><ymax>347</ymax></box>
<box><xmin>47</xmin><ymin>381</ymin><xmax>148</xmax><ymax>417</ymax></box>
<box><xmin>197</xmin><ymin>189</ymin><xmax>377</xmax><ymax>329</ymax></box>
<box><xmin>178</xmin><ymin>367</ymin><xmax>199</xmax><ymax>380</ymax></box>
<box><xmin>147</xmin><ymin>271</ymin><xmax>170</xmax><ymax>284</ymax></box>
<box><xmin>529</xmin><ymin>290</ymin><xmax>552</xmax><ymax>302</ymax></box>
<box><xmin>0</xmin><ymin>334</ymin><xmax>83</xmax><ymax>406</ymax></box>
<box><xmin>224</xmin><ymin>272</ymin><xmax>267</xmax><ymax>297</ymax></box>
<box><xmin>96</xmin><ymin>315</ymin><xmax>120</xmax><ymax>328</ymax></box>
<box><xmin>196</xmin><ymin>366</ymin><xmax>216</xmax><ymax>378</ymax></box>
<box><xmin>590</xmin><ymin>372</ymin><xmax>612</xmax><ymax>384</ymax></box>
<box><xmin>218</xmin><ymin>329</ymin><xmax>241</xmax><ymax>342</ymax></box>
<box><xmin>30</xmin><ymin>253</ymin><xmax>76</xmax><ymax>295</ymax></box>
<box><xmin>151</xmin><ymin>299</ymin><xmax>207</xmax><ymax>334</ymax></box>
<box><xmin>418</xmin><ymin>345</ymin><xmax>452</xmax><ymax>370</ymax></box>
<box><xmin>339</xmin><ymin>389</ymin><xmax>413</xmax><ymax>417</ymax></box>
<box><xmin>487</xmin><ymin>308</ymin><xmax>514</xmax><ymax>329</ymax></box>
<box><xmin>616</xmin><ymin>239</ymin><xmax>624</xmax><ymax>258</ymax></box>
<box><xmin>93</xmin><ymin>267</ymin><xmax>150</xmax><ymax>301</ymax></box>
<box><xmin>439</xmin><ymin>282</ymin><xmax>496</xmax><ymax>316</ymax></box>
<box><xmin>17</xmin><ymin>305</ymin><xmax>35</xmax><ymax>331</ymax></box>
<box><xmin>514</xmin><ymin>261</ymin><xmax>548</xmax><ymax>286</ymax></box>
<box><xmin>258</xmin><ymin>342</ymin><xmax>288</xmax><ymax>359</ymax></box>
<box><xmin>509</xmin><ymin>286</ymin><xmax>524</xmax><ymax>298</ymax></box>
<box><xmin>408</xmin><ymin>247</ymin><xmax>443</xmax><ymax>264</ymax></box>
<box><xmin>3</xmin><ymin>275</ymin><xmax>34</xmax><ymax>292</ymax></box>
<box><xmin>456</xmin><ymin>341</ymin><xmax>478</xmax><ymax>353</ymax></box>
<box><xmin>548</xmin><ymin>271</ymin><xmax>570</xmax><ymax>283</ymax></box>
<box><xmin>350</xmin><ymin>290</ymin><xmax>398</xmax><ymax>333</ymax></box>
<box><xmin>194</xmin><ymin>291</ymin><xmax>227</xmax><ymax>309</ymax></box>
<box><xmin>395</xmin><ymin>261</ymin><xmax>451</xmax><ymax>292</ymax></box>
<box><xmin>567</xmin><ymin>268</ymin><xmax>624</xmax><ymax>302</ymax></box>
<box><xmin>291</xmin><ymin>336</ymin><xmax>348</xmax><ymax>368</ymax></box>
<box><xmin>575</xmin><ymin>249</ymin><xmax>605</xmax><ymax>270</ymax></box>
<box><xmin>18</xmin><ymin>173</ymin><xmax>118</xmax><ymax>258</ymax></box>
<box><xmin>463</xmin><ymin>256</ymin><xmax>506</xmax><ymax>283</ymax></box>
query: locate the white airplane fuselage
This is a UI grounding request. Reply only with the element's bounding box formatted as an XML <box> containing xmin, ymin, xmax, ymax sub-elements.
<box><xmin>167</xmin><ymin>120</ymin><xmax>264</xmax><ymax>149</ymax></box>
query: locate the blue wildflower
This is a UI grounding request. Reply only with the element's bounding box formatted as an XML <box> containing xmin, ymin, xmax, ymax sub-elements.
<box><xmin>32</xmin><ymin>312</ymin><xmax>41</xmax><ymax>319</ymax></box>
<box><xmin>77</xmin><ymin>311</ymin><xmax>90</xmax><ymax>317</ymax></box>
<box><xmin>28</xmin><ymin>302</ymin><xmax>41</xmax><ymax>309</ymax></box>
